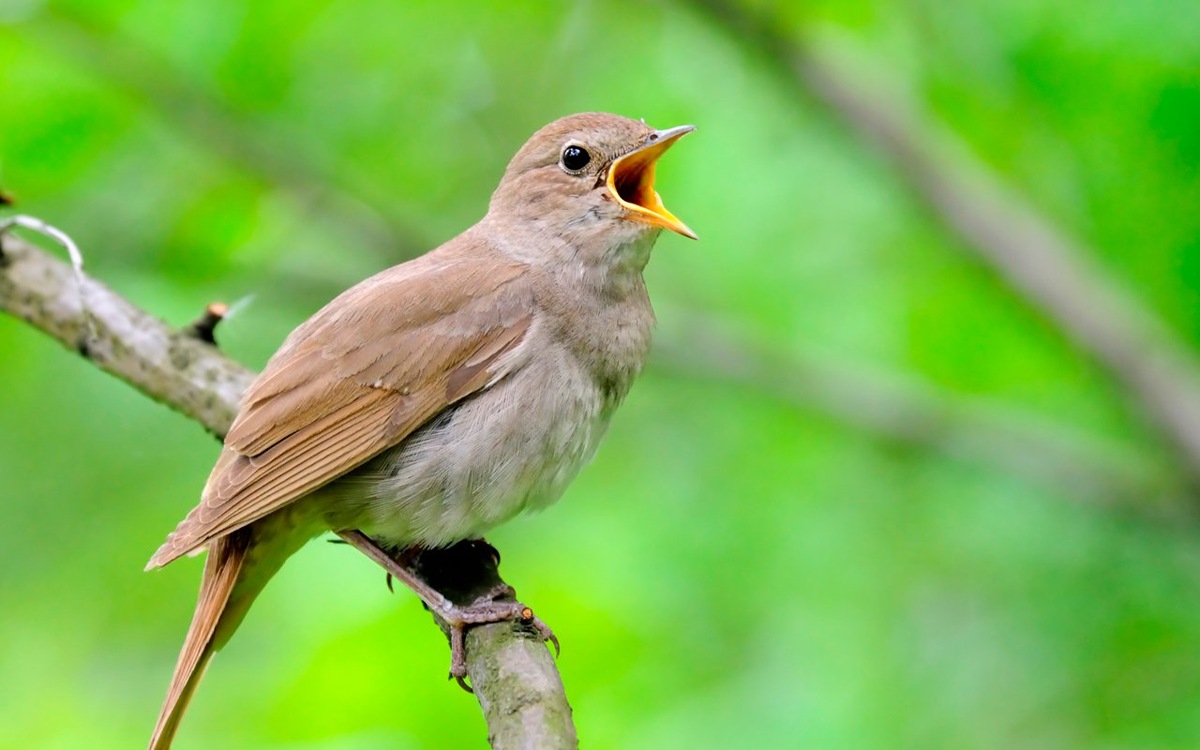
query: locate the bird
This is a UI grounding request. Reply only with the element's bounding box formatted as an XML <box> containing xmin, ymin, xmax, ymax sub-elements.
<box><xmin>145</xmin><ymin>112</ymin><xmax>695</xmax><ymax>749</ymax></box>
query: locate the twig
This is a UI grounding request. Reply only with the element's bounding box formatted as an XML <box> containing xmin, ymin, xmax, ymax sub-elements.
<box><xmin>0</xmin><ymin>232</ymin><xmax>578</xmax><ymax>749</ymax></box>
<box><xmin>182</xmin><ymin>302</ymin><xmax>229</xmax><ymax>345</ymax></box>
<box><xmin>689</xmin><ymin>0</ymin><xmax>1200</xmax><ymax>490</ymax></box>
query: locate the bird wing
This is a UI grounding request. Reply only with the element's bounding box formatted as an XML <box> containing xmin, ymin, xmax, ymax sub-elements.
<box><xmin>147</xmin><ymin>251</ymin><xmax>532</xmax><ymax>568</ymax></box>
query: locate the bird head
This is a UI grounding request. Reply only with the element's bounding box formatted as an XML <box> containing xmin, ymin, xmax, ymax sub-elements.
<box><xmin>488</xmin><ymin>113</ymin><xmax>696</xmax><ymax>254</ymax></box>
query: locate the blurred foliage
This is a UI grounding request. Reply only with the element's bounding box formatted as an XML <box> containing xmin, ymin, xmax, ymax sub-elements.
<box><xmin>3</xmin><ymin>0</ymin><xmax>1200</xmax><ymax>748</ymax></box>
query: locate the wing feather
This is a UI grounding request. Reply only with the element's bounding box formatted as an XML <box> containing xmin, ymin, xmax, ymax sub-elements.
<box><xmin>148</xmin><ymin>249</ymin><xmax>533</xmax><ymax>568</ymax></box>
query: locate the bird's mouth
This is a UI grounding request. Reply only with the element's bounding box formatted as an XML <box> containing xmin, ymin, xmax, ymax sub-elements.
<box><xmin>607</xmin><ymin>125</ymin><xmax>697</xmax><ymax>239</ymax></box>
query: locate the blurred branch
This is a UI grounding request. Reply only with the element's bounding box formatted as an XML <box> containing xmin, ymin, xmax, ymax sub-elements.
<box><xmin>0</xmin><ymin>232</ymin><xmax>577</xmax><ymax>749</ymax></box>
<box><xmin>30</xmin><ymin>10</ymin><xmax>428</xmax><ymax>264</ymax></box>
<box><xmin>654</xmin><ymin>315</ymin><xmax>1189</xmax><ymax>515</ymax></box>
<box><xmin>690</xmin><ymin>0</ymin><xmax>1200</xmax><ymax>491</ymax></box>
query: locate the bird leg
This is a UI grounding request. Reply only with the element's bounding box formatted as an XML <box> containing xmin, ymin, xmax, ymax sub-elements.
<box><xmin>335</xmin><ymin>529</ymin><xmax>558</xmax><ymax>689</ymax></box>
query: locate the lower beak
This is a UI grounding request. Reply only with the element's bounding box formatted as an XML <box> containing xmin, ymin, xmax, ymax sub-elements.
<box><xmin>607</xmin><ymin>125</ymin><xmax>697</xmax><ymax>239</ymax></box>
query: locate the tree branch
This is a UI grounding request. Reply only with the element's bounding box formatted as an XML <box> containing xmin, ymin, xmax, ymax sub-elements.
<box><xmin>690</xmin><ymin>0</ymin><xmax>1200</xmax><ymax>490</ymax></box>
<box><xmin>0</xmin><ymin>232</ymin><xmax>577</xmax><ymax>749</ymax></box>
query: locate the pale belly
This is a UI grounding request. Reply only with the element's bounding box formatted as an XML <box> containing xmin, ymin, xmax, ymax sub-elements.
<box><xmin>325</xmin><ymin>354</ymin><xmax>612</xmax><ymax>548</ymax></box>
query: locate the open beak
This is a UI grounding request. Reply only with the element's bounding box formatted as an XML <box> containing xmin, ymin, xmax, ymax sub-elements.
<box><xmin>607</xmin><ymin>124</ymin><xmax>697</xmax><ymax>239</ymax></box>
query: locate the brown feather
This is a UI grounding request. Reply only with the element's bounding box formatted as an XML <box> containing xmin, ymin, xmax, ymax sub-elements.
<box><xmin>147</xmin><ymin>532</ymin><xmax>249</xmax><ymax>750</ymax></box>
<box><xmin>147</xmin><ymin>250</ymin><xmax>532</xmax><ymax>568</ymax></box>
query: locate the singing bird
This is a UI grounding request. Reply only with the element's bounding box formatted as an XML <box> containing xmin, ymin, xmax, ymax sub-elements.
<box><xmin>146</xmin><ymin>112</ymin><xmax>695</xmax><ymax>749</ymax></box>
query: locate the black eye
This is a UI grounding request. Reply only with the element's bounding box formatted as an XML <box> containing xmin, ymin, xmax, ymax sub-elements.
<box><xmin>561</xmin><ymin>145</ymin><xmax>591</xmax><ymax>173</ymax></box>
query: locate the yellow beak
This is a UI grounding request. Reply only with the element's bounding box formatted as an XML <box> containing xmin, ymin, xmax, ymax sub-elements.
<box><xmin>607</xmin><ymin>125</ymin><xmax>697</xmax><ymax>239</ymax></box>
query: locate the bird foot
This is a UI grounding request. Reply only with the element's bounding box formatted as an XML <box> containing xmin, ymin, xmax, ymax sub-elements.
<box><xmin>440</xmin><ymin>592</ymin><xmax>560</xmax><ymax>691</ymax></box>
<box><xmin>333</xmin><ymin>530</ymin><xmax>560</xmax><ymax>692</ymax></box>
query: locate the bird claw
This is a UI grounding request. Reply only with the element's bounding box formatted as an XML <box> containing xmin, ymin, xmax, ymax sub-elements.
<box><xmin>441</xmin><ymin>599</ymin><xmax>560</xmax><ymax>692</ymax></box>
<box><xmin>519</xmin><ymin>608</ymin><xmax>560</xmax><ymax>658</ymax></box>
<box><xmin>332</xmin><ymin>532</ymin><xmax>558</xmax><ymax>692</ymax></box>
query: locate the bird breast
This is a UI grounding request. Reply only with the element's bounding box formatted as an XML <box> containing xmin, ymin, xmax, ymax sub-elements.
<box><xmin>324</xmin><ymin>239</ymin><xmax>657</xmax><ymax>550</ymax></box>
<box><xmin>333</xmin><ymin>336</ymin><xmax>615</xmax><ymax>548</ymax></box>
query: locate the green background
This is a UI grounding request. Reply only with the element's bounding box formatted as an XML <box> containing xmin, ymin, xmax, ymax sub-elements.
<box><xmin>3</xmin><ymin>1</ymin><xmax>1200</xmax><ymax>748</ymax></box>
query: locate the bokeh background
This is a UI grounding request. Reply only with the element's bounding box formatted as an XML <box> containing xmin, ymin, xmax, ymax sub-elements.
<box><xmin>3</xmin><ymin>1</ymin><xmax>1200</xmax><ymax>748</ymax></box>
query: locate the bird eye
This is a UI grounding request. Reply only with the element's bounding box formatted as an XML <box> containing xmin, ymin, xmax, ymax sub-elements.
<box><xmin>560</xmin><ymin>145</ymin><xmax>591</xmax><ymax>173</ymax></box>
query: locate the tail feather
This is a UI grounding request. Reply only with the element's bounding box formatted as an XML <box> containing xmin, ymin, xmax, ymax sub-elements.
<box><xmin>148</xmin><ymin>531</ymin><xmax>250</xmax><ymax>750</ymax></box>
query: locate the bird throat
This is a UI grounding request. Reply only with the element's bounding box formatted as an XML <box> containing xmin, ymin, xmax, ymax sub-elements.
<box><xmin>593</xmin><ymin>230</ymin><xmax>659</xmax><ymax>298</ymax></box>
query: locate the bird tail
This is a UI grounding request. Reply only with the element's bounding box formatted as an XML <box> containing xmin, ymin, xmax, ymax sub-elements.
<box><xmin>148</xmin><ymin>530</ymin><xmax>257</xmax><ymax>750</ymax></box>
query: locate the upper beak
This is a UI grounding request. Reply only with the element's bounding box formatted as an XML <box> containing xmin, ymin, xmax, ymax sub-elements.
<box><xmin>607</xmin><ymin>124</ymin><xmax>697</xmax><ymax>239</ymax></box>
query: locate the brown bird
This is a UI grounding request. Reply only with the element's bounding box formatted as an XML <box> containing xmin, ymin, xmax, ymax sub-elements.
<box><xmin>145</xmin><ymin>112</ymin><xmax>695</xmax><ymax>749</ymax></box>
